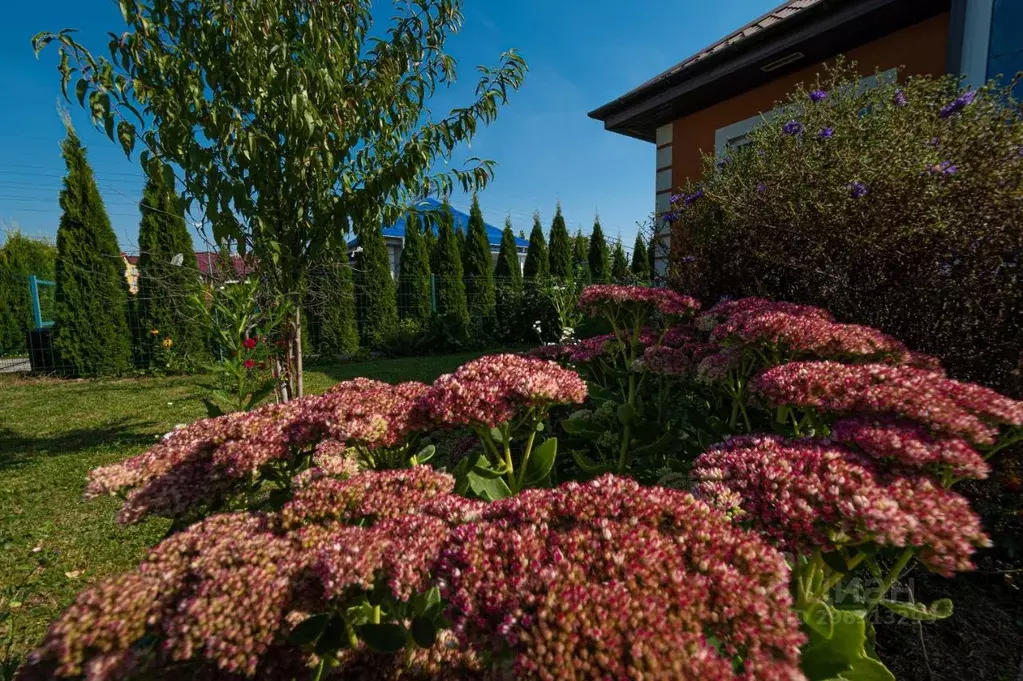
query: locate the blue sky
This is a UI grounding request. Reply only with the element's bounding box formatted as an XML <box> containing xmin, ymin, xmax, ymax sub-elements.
<box><xmin>0</xmin><ymin>0</ymin><xmax>778</xmax><ymax>255</ymax></box>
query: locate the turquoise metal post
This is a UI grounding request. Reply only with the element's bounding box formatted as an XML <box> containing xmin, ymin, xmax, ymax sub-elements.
<box><xmin>430</xmin><ymin>273</ymin><xmax>437</xmax><ymax>313</ymax></box>
<box><xmin>29</xmin><ymin>274</ymin><xmax>43</xmax><ymax>329</ymax></box>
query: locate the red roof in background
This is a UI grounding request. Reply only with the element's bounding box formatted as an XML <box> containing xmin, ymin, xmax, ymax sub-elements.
<box><xmin>121</xmin><ymin>251</ymin><xmax>255</xmax><ymax>277</ymax></box>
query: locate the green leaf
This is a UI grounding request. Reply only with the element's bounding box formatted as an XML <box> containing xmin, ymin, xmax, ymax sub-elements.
<box><xmin>560</xmin><ymin>418</ymin><xmax>603</xmax><ymax>439</ymax></box>
<box><xmin>523</xmin><ymin>437</ymin><xmax>557</xmax><ymax>487</ymax></box>
<box><xmin>471</xmin><ymin>459</ymin><xmax>507</xmax><ymax>480</ymax></box>
<box><xmin>821</xmin><ymin>551</ymin><xmax>850</xmax><ymax>574</ymax></box>
<box><xmin>413</xmin><ymin>586</ymin><xmax>441</xmax><ymax>618</ymax></box>
<box><xmin>617</xmin><ymin>403</ymin><xmax>638</xmax><ymax>426</ymax></box>
<box><xmin>488</xmin><ymin>427</ymin><xmax>507</xmax><ymax>444</ymax></box>
<box><xmin>117</xmin><ymin>120</ymin><xmax>135</xmax><ymax>158</ymax></box>
<box><xmin>467</xmin><ymin>470</ymin><xmax>512</xmax><ymax>501</ymax></box>
<box><xmin>104</xmin><ymin>113</ymin><xmax>115</xmax><ymax>142</ymax></box>
<box><xmin>315</xmin><ymin>615</ymin><xmax>350</xmax><ymax>655</ymax></box>
<box><xmin>878</xmin><ymin>598</ymin><xmax>952</xmax><ymax>621</ymax></box>
<box><xmin>412</xmin><ymin>444</ymin><xmax>435</xmax><ymax>465</ymax></box>
<box><xmin>75</xmin><ymin>78</ymin><xmax>89</xmax><ymax>107</ymax></box>
<box><xmin>358</xmin><ymin>623</ymin><xmax>407</xmax><ymax>653</ymax></box>
<box><xmin>569</xmin><ymin>448</ymin><xmax>612</xmax><ymax>476</ymax></box>
<box><xmin>801</xmin><ymin>600</ymin><xmax>835</xmax><ymax>639</ymax></box>
<box><xmin>629</xmin><ymin>431</ymin><xmax>676</xmax><ymax>459</ymax></box>
<box><xmin>410</xmin><ymin>616</ymin><xmax>437</xmax><ymax>648</ymax></box>
<box><xmin>200</xmin><ymin>397</ymin><xmax>225</xmax><ymax>418</ymax></box>
<box><xmin>287</xmin><ymin>613</ymin><xmax>330</xmax><ymax>646</ymax></box>
<box><xmin>800</xmin><ymin>611</ymin><xmax>895</xmax><ymax>681</ymax></box>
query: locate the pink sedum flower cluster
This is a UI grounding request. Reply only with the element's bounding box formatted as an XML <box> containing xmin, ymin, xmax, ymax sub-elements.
<box><xmin>419</xmin><ymin>354</ymin><xmax>587</xmax><ymax>428</ymax></box>
<box><xmin>692</xmin><ymin>435</ymin><xmax>991</xmax><ymax>576</ymax></box>
<box><xmin>830</xmin><ymin>416</ymin><xmax>990</xmax><ymax>480</ymax></box>
<box><xmin>578</xmin><ymin>284</ymin><xmax>700</xmax><ymax>318</ymax></box>
<box><xmin>753</xmin><ymin>361</ymin><xmax>1023</xmax><ymax>444</ymax></box>
<box><xmin>436</xmin><ymin>475</ymin><xmax>805</xmax><ymax>680</ymax></box>
<box><xmin>697</xmin><ymin>298</ymin><xmax>833</xmax><ymax>332</ymax></box>
<box><xmin>22</xmin><ymin>473</ymin><xmax>807</xmax><ymax>681</ymax></box>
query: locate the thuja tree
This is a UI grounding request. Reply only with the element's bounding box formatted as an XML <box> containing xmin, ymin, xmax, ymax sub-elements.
<box><xmin>136</xmin><ymin>165</ymin><xmax>205</xmax><ymax>368</ymax></box>
<box><xmin>631</xmin><ymin>232</ymin><xmax>650</xmax><ymax>280</ymax></box>
<box><xmin>306</xmin><ymin>247</ymin><xmax>358</xmax><ymax>357</ymax></box>
<box><xmin>463</xmin><ymin>194</ymin><xmax>495</xmax><ymax>331</ymax></box>
<box><xmin>53</xmin><ymin>125</ymin><xmax>132</xmax><ymax>376</ymax></box>
<box><xmin>494</xmin><ymin>216</ymin><xmax>522</xmax><ymax>288</ymax></box>
<box><xmin>522</xmin><ymin>211</ymin><xmax>548</xmax><ymax>280</ymax></box>
<box><xmin>547</xmin><ymin>203</ymin><xmax>572</xmax><ymax>281</ymax></box>
<box><xmin>35</xmin><ymin>0</ymin><xmax>526</xmax><ymax>398</ymax></box>
<box><xmin>0</xmin><ymin>230</ymin><xmax>55</xmax><ymax>356</ymax></box>
<box><xmin>354</xmin><ymin>223</ymin><xmax>398</xmax><ymax>348</ymax></box>
<box><xmin>432</xmin><ymin>200</ymin><xmax>470</xmax><ymax>334</ymax></box>
<box><xmin>587</xmin><ymin>216</ymin><xmax>610</xmax><ymax>283</ymax></box>
<box><xmin>611</xmin><ymin>239</ymin><xmax>629</xmax><ymax>282</ymax></box>
<box><xmin>572</xmin><ymin>229</ymin><xmax>590</xmax><ymax>284</ymax></box>
<box><xmin>397</xmin><ymin>211</ymin><xmax>432</xmax><ymax>327</ymax></box>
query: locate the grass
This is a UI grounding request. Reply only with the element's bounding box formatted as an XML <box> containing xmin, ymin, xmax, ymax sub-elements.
<box><xmin>0</xmin><ymin>350</ymin><xmax>485</xmax><ymax>667</ymax></box>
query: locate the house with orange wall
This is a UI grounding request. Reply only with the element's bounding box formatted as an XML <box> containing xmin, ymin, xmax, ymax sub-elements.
<box><xmin>589</xmin><ymin>0</ymin><xmax>1023</xmax><ymax>277</ymax></box>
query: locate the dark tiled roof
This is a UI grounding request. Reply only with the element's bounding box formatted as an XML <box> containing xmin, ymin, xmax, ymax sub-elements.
<box><xmin>621</xmin><ymin>0</ymin><xmax>823</xmax><ymax>102</ymax></box>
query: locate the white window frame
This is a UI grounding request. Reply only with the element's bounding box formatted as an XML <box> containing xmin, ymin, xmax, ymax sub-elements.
<box><xmin>713</xmin><ymin>68</ymin><xmax>898</xmax><ymax>158</ymax></box>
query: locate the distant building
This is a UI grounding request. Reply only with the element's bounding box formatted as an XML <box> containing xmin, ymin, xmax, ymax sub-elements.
<box><xmin>347</xmin><ymin>198</ymin><xmax>528</xmax><ymax>279</ymax></box>
<box><xmin>121</xmin><ymin>251</ymin><xmax>255</xmax><ymax>293</ymax></box>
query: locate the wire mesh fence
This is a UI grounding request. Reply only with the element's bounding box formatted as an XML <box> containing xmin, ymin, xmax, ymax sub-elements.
<box><xmin>0</xmin><ymin>253</ymin><xmax>654</xmax><ymax>375</ymax></box>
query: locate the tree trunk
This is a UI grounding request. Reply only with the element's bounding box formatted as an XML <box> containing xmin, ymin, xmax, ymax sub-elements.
<box><xmin>292</xmin><ymin>305</ymin><xmax>304</xmax><ymax>398</ymax></box>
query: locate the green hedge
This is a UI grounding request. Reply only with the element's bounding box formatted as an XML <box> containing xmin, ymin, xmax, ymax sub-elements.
<box><xmin>671</xmin><ymin>65</ymin><xmax>1023</xmax><ymax>396</ymax></box>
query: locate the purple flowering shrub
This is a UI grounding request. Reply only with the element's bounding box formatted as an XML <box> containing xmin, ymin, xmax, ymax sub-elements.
<box><xmin>669</xmin><ymin>62</ymin><xmax>1023</xmax><ymax>401</ymax></box>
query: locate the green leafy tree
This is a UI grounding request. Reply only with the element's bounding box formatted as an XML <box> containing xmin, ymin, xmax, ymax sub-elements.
<box><xmin>37</xmin><ymin>0</ymin><xmax>526</xmax><ymax>397</ymax></box>
<box><xmin>523</xmin><ymin>211</ymin><xmax>548</xmax><ymax>280</ymax></box>
<box><xmin>432</xmin><ymin>200</ymin><xmax>470</xmax><ymax>336</ymax></box>
<box><xmin>572</xmin><ymin>230</ymin><xmax>590</xmax><ymax>284</ymax></box>
<box><xmin>306</xmin><ymin>246</ymin><xmax>359</xmax><ymax>357</ymax></box>
<box><xmin>52</xmin><ymin>125</ymin><xmax>132</xmax><ymax>376</ymax></box>
<box><xmin>631</xmin><ymin>233</ymin><xmax>650</xmax><ymax>280</ymax></box>
<box><xmin>0</xmin><ymin>230</ymin><xmax>56</xmax><ymax>356</ymax></box>
<box><xmin>587</xmin><ymin>217</ymin><xmax>610</xmax><ymax>283</ymax></box>
<box><xmin>136</xmin><ymin>165</ymin><xmax>205</xmax><ymax>368</ymax></box>
<box><xmin>611</xmin><ymin>240</ymin><xmax>629</xmax><ymax>282</ymax></box>
<box><xmin>398</xmin><ymin>211</ymin><xmax>432</xmax><ymax>326</ymax></box>
<box><xmin>462</xmin><ymin>194</ymin><xmax>496</xmax><ymax>332</ymax></box>
<box><xmin>494</xmin><ymin>216</ymin><xmax>522</xmax><ymax>289</ymax></box>
<box><xmin>354</xmin><ymin>224</ymin><xmax>397</xmax><ymax>348</ymax></box>
<box><xmin>547</xmin><ymin>203</ymin><xmax>572</xmax><ymax>282</ymax></box>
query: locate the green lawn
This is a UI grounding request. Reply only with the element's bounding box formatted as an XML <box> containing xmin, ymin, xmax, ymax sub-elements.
<box><xmin>0</xmin><ymin>351</ymin><xmax>484</xmax><ymax>667</ymax></box>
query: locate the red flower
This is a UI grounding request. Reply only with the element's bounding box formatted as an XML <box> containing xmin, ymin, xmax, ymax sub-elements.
<box><xmin>243</xmin><ymin>359</ymin><xmax>255</xmax><ymax>369</ymax></box>
<box><xmin>243</xmin><ymin>338</ymin><xmax>257</xmax><ymax>350</ymax></box>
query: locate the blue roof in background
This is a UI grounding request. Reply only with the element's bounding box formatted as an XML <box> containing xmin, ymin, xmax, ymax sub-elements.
<box><xmin>361</xmin><ymin>198</ymin><xmax>528</xmax><ymax>249</ymax></box>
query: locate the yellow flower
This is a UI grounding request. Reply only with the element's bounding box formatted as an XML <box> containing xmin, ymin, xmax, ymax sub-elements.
<box><xmin>162</xmin><ymin>337</ymin><xmax>174</xmax><ymax>349</ymax></box>
<box><xmin>149</xmin><ymin>328</ymin><xmax>160</xmax><ymax>336</ymax></box>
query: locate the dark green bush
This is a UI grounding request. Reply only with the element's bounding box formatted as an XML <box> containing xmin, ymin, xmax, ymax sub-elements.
<box><xmin>307</xmin><ymin>255</ymin><xmax>359</xmax><ymax>357</ymax></box>
<box><xmin>0</xmin><ymin>231</ymin><xmax>56</xmax><ymax>356</ymax></box>
<box><xmin>354</xmin><ymin>224</ymin><xmax>397</xmax><ymax>348</ymax></box>
<box><xmin>671</xmin><ymin>65</ymin><xmax>1023</xmax><ymax>396</ymax></box>
<box><xmin>463</xmin><ymin>194</ymin><xmax>496</xmax><ymax>336</ymax></box>
<box><xmin>397</xmin><ymin>211</ymin><xmax>432</xmax><ymax>327</ymax></box>
<box><xmin>630</xmin><ymin>233</ymin><xmax>649</xmax><ymax>281</ymax></box>
<box><xmin>523</xmin><ymin>211</ymin><xmax>549</xmax><ymax>279</ymax></box>
<box><xmin>52</xmin><ymin>127</ymin><xmax>133</xmax><ymax>376</ymax></box>
<box><xmin>432</xmin><ymin>202</ymin><xmax>470</xmax><ymax>341</ymax></box>
<box><xmin>547</xmin><ymin>203</ymin><xmax>572</xmax><ymax>282</ymax></box>
<box><xmin>587</xmin><ymin>217</ymin><xmax>610</xmax><ymax>283</ymax></box>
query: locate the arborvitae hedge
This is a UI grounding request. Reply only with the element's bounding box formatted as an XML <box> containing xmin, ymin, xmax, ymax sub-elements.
<box><xmin>307</xmin><ymin>240</ymin><xmax>359</xmax><ymax>357</ymax></box>
<box><xmin>397</xmin><ymin>211</ymin><xmax>432</xmax><ymax>326</ymax></box>
<box><xmin>588</xmin><ymin>218</ymin><xmax>610</xmax><ymax>283</ymax></box>
<box><xmin>494</xmin><ymin>216</ymin><xmax>523</xmax><ymax>289</ymax></box>
<box><xmin>432</xmin><ymin>201</ymin><xmax>470</xmax><ymax>335</ymax></box>
<box><xmin>462</xmin><ymin>194</ymin><xmax>496</xmax><ymax>331</ymax></box>
<box><xmin>53</xmin><ymin>126</ymin><xmax>132</xmax><ymax>376</ymax></box>
<box><xmin>547</xmin><ymin>203</ymin><xmax>573</xmax><ymax>282</ymax></box>
<box><xmin>631</xmin><ymin>233</ymin><xmax>650</xmax><ymax>280</ymax></box>
<box><xmin>354</xmin><ymin>224</ymin><xmax>397</xmax><ymax>348</ymax></box>
<box><xmin>611</xmin><ymin>240</ymin><xmax>629</xmax><ymax>282</ymax></box>
<box><xmin>573</xmin><ymin>230</ymin><xmax>590</xmax><ymax>284</ymax></box>
<box><xmin>0</xmin><ymin>231</ymin><xmax>56</xmax><ymax>356</ymax></box>
<box><xmin>523</xmin><ymin>212</ymin><xmax>549</xmax><ymax>280</ymax></box>
<box><xmin>136</xmin><ymin>166</ymin><xmax>205</xmax><ymax>367</ymax></box>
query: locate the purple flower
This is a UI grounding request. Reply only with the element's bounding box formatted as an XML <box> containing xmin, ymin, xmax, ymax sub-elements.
<box><xmin>782</xmin><ymin>120</ymin><xmax>804</xmax><ymax>136</ymax></box>
<box><xmin>669</xmin><ymin>192</ymin><xmax>684</xmax><ymax>204</ymax></box>
<box><xmin>681</xmin><ymin>255</ymin><xmax>696</xmax><ymax>264</ymax></box>
<box><xmin>756</xmin><ymin>183</ymin><xmax>768</xmax><ymax>193</ymax></box>
<box><xmin>894</xmin><ymin>89</ymin><xmax>908</xmax><ymax>107</ymax></box>
<box><xmin>684</xmin><ymin>188</ymin><xmax>704</xmax><ymax>206</ymax></box>
<box><xmin>716</xmin><ymin>156</ymin><xmax>732</xmax><ymax>170</ymax></box>
<box><xmin>809</xmin><ymin>89</ymin><xmax>828</xmax><ymax>103</ymax></box>
<box><xmin>939</xmin><ymin>90</ymin><xmax>976</xmax><ymax>119</ymax></box>
<box><xmin>848</xmin><ymin>181</ymin><xmax>869</xmax><ymax>199</ymax></box>
<box><xmin>662</xmin><ymin>211</ymin><xmax>678</xmax><ymax>223</ymax></box>
<box><xmin>818</xmin><ymin>127</ymin><xmax>834</xmax><ymax>139</ymax></box>
<box><xmin>929</xmin><ymin>137</ymin><xmax>941</xmax><ymax>147</ymax></box>
<box><xmin>928</xmin><ymin>159</ymin><xmax>957</xmax><ymax>176</ymax></box>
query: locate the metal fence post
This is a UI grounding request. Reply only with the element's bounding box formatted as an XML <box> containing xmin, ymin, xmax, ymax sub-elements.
<box><xmin>29</xmin><ymin>274</ymin><xmax>43</xmax><ymax>330</ymax></box>
<box><xmin>430</xmin><ymin>274</ymin><xmax>437</xmax><ymax>313</ymax></box>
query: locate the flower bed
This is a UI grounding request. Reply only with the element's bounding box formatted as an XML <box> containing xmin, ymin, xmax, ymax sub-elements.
<box><xmin>17</xmin><ymin>287</ymin><xmax>1022</xmax><ymax>681</ymax></box>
